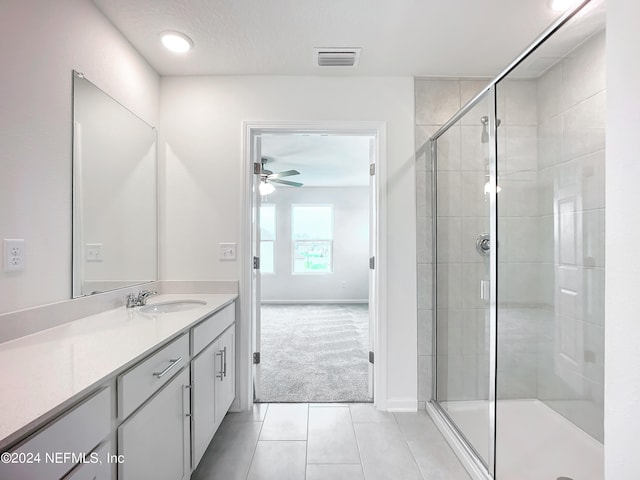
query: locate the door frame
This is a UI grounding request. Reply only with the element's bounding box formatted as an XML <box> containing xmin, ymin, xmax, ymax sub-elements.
<box><xmin>238</xmin><ymin>120</ymin><xmax>388</xmax><ymax>411</ymax></box>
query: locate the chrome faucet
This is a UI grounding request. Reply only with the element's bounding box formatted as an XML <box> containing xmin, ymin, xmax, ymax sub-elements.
<box><xmin>126</xmin><ymin>290</ymin><xmax>158</xmax><ymax>308</ymax></box>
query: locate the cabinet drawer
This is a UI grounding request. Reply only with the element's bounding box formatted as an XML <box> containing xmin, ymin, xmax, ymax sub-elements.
<box><xmin>63</xmin><ymin>441</ymin><xmax>113</xmax><ymax>480</ymax></box>
<box><xmin>192</xmin><ymin>302</ymin><xmax>235</xmax><ymax>356</ymax></box>
<box><xmin>118</xmin><ymin>334</ymin><xmax>189</xmax><ymax>420</ymax></box>
<box><xmin>0</xmin><ymin>387</ymin><xmax>111</xmax><ymax>480</ymax></box>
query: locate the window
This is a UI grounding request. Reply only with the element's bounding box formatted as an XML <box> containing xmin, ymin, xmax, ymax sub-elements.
<box><xmin>260</xmin><ymin>204</ymin><xmax>276</xmax><ymax>274</ymax></box>
<box><xmin>291</xmin><ymin>205</ymin><xmax>333</xmax><ymax>273</ymax></box>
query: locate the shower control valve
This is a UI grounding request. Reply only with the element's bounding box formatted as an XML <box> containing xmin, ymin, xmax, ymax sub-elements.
<box><xmin>476</xmin><ymin>233</ymin><xmax>491</xmax><ymax>256</ymax></box>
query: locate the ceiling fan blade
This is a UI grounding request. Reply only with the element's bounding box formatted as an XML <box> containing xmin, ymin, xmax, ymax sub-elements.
<box><xmin>270</xmin><ymin>178</ymin><xmax>303</xmax><ymax>187</ymax></box>
<box><xmin>269</xmin><ymin>169</ymin><xmax>300</xmax><ymax>179</ymax></box>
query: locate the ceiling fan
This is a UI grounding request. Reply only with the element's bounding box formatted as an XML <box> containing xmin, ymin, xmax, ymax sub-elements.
<box><xmin>259</xmin><ymin>157</ymin><xmax>303</xmax><ymax>195</ymax></box>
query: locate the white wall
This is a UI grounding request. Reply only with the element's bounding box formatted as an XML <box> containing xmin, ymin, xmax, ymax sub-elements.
<box><xmin>261</xmin><ymin>186</ymin><xmax>369</xmax><ymax>303</ymax></box>
<box><xmin>0</xmin><ymin>0</ymin><xmax>159</xmax><ymax>314</ymax></box>
<box><xmin>605</xmin><ymin>0</ymin><xmax>640</xmax><ymax>477</ymax></box>
<box><xmin>160</xmin><ymin>75</ymin><xmax>417</xmax><ymax>407</ymax></box>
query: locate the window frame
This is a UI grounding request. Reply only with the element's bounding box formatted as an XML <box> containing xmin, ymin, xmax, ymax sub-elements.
<box><xmin>260</xmin><ymin>203</ymin><xmax>276</xmax><ymax>275</ymax></box>
<box><xmin>291</xmin><ymin>203</ymin><xmax>334</xmax><ymax>275</ymax></box>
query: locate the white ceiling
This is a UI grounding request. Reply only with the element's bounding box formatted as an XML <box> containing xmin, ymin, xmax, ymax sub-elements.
<box><xmin>260</xmin><ymin>134</ymin><xmax>372</xmax><ymax>187</ymax></box>
<box><xmin>93</xmin><ymin>0</ymin><xmax>567</xmax><ymax>77</ymax></box>
<box><xmin>91</xmin><ymin>0</ymin><xmax>605</xmax><ymax>185</ymax></box>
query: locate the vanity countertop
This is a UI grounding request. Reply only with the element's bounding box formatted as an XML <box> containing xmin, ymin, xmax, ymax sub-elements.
<box><xmin>0</xmin><ymin>293</ymin><xmax>237</xmax><ymax>450</ymax></box>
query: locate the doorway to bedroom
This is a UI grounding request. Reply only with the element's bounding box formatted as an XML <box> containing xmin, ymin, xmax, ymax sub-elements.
<box><xmin>250</xmin><ymin>127</ymin><xmax>378</xmax><ymax>403</ymax></box>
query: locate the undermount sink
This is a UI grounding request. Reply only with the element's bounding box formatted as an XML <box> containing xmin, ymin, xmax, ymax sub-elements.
<box><xmin>141</xmin><ymin>300</ymin><xmax>207</xmax><ymax>314</ymax></box>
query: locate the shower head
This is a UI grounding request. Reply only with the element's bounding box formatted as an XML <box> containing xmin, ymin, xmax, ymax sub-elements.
<box><xmin>481</xmin><ymin>116</ymin><xmax>489</xmax><ymax>143</ymax></box>
<box><xmin>480</xmin><ymin>115</ymin><xmax>501</xmax><ymax>143</ymax></box>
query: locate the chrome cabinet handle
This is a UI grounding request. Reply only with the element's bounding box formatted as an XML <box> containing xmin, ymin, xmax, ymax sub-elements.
<box><xmin>216</xmin><ymin>351</ymin><xmax>224</xmax><ymax>379</ymax></box>
<box><xmin>222</xmin><ymin>347</ymin><xmax>227</xmax><ymax>378</ymax></box>
<box><xmin>153</xmin><ymin>357</ymin><xmax>182</xmax><ymax>378</ymax></box>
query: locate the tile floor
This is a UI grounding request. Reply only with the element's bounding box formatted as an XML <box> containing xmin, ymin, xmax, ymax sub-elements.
<box><xmin>191</xmin><ymin>403</ymin><xmax>470</xmax><ymax>480</ymax></box>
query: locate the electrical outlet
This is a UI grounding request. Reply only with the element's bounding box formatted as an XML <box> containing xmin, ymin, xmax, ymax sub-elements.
<box><xmin>220</xmin><ymin>243</ymin><xmax>237</xmax><ymax>260</ymax></box>
<box><xmin>4</xmin><ymin>239</ymin><xmax>25</xmax><ymax>272</ymax></box>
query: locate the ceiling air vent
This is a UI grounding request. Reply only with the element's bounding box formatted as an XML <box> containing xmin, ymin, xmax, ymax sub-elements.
<box><xmin>315</xmin><ymin>48</ymin><xmax>361</xmax><ymax>67</ymax></box>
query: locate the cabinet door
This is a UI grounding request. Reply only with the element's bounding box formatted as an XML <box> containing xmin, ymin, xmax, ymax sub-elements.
<box><xmin>191</xmin><ymin>340</ymin><xmax>218</xmax><ymax>468</ymax></box>
<box><xmin>63</xmin><ymin>441</ymin><xmax>113</xmax><ymax>480</ymax></box>
<box><xmin>215</xmin><ymin>326</ymin><xmax>235</xmax><ymax>424</ymax></box>
<box><xmin>0</xmin><ymin>387</ymin><xmax>111</xmax><ymax>480</ymax></box>
<box><xmin>118</xmin><ymin>368</ymin><xmax>190</xmax><ymax>480</ymax></box>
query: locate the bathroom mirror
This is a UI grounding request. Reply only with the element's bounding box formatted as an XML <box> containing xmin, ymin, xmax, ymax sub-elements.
<box><xmin>72</xmin><ymin>71</ymin><xmax>157</xmax><ymax>297</ymax></box>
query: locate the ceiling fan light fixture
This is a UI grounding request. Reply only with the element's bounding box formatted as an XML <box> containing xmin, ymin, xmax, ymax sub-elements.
<box><xmin>259</xmin><ymin>180</ymin><xmax>275</xmax><ymax>196</ymax></box>
<box><xmin>161</xmin><ymin>31</ymin><xmax>193</xmax><ymax>53</ymax></box>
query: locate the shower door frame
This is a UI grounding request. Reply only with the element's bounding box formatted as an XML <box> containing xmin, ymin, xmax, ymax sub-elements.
<box><xmin>427</xmin><ymin>85</ymin><xmax>498</xmax><ymax>480</ymax></box>
<box><xmin>425</xmin><ymin>1</ymin><xmax>597</xmax><ymax>479</ymax></box>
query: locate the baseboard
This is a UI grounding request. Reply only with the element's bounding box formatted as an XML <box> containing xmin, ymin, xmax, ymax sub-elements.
<box><xmin>260</xmin><ymin>299</ymin><xmax>368</xmax><ymax>305</ymax></box>
<box><xmin>385</xmin><ymin>398</ymin><xmax>418</xmax><ymax>412</ymax></box>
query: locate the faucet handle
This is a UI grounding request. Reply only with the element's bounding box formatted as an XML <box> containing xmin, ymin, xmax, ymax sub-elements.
<box><xmin>137</xmin><ymin>290</ymin><xmax>158</xmax><ymax>305</ymax></box>
<box><xmin>126</xmin><ymin>293</ymin><xmax>137</xmax><ymax>308</ymax></box>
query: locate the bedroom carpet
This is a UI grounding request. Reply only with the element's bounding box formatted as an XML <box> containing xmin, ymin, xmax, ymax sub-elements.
<box><xmin>258</xmin><ymin>304</ymin><xmax>371</xmax><ymax>403</ymax></box>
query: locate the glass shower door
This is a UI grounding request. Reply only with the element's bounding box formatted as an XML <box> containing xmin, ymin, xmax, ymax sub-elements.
<box><xmin>434</xmin><ymin>91</ymin><xmax>494</xmax><ymax>468</ymax></box>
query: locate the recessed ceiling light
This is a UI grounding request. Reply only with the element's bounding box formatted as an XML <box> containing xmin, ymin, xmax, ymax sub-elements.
<box><xmin>549</xmin><ymin>0</ymin><xmax>580</xmax><ymax>12</ymax></box>
<box><xmin>161</xmin><ymin>31</ymin><xmax>193</xmax><ymax>53</ymax></box>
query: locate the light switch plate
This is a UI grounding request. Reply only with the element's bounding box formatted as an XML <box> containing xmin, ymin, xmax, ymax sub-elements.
<box><xmin>86</xmin><ymin>243</ymin><xmax>103</xmax><ymax>262</ymax></box>
<box><xmin>220</xmin><ymin>243</ymin><xmax>237</xmax><ymax>260</ymax></box>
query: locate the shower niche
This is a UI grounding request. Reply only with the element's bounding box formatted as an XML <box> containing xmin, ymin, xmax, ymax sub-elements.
<box><xmin>421</xmin><ymin>1</ymin><xmax>606</xmax><ymax>479</ymax></box>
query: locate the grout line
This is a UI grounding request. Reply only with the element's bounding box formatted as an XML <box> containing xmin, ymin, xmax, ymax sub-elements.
<box><xmin>393</xmin><ymin>412</ymin><xmax>428</xmax><ymax>480</ymax></box>
<box><xmin>244</xmin><ymin>403</ymin><xmax>268</xmax><ymax>480</ymax></box>
<box><xmin>304</xmin><ymin>403</ymin><xmax>310</xmax><ymax>479</ymax></box>
<box><xmin>348</xmin><ymin>404</ymin><xmax>367</xmax><ymax>479</ymax></box>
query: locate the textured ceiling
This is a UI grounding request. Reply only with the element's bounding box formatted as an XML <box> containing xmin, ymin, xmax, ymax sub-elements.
<box><xmin>91</xmin><ymin>0</ymin><xmax>605</xmax><ymax>185</ymax></box>
<box><xmin>93</xmin><ymin>0</ymin><xmax>567</xmax><ymax>77</ymax></box>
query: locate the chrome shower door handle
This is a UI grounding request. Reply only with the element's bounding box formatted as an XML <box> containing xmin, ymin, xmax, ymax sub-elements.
<box><xmin>476</xmin><ymin>233</ymin><xmax>491</xmax><ymax>256</ymax></box>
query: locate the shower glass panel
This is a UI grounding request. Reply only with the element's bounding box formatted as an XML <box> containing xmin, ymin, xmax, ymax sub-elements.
<box><xmin>435</xmin><ymin>93</ymin><xmax>492</xmax><ymax>466</ymax></box>
<box><xmin>426</xmin><ymin>2</ymin><xmax>606</xmax><ymax>479</ymax></box>
<box><xmin>494</xmin><ymin>4</ymin><xmax>605</xmax><ymax>479</ymax></box>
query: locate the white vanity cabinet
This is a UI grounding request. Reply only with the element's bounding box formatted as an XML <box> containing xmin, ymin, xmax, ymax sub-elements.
<box><xmin>190</xmin><ymin>302</ymin><xmax>236</xmax><ymax>469</ymax></box>
<box><xmin>0</xmin><ymin>387</ymin><xmax>112</xmax><ymax>480</ymax></box>
<box><xmin>0</xmin><ymin>295</ymin><xmax>238</xmax><ymax>480</ymax></box>
<box><xmin>118</xmin><ymin>367</ymin><xmax>191</xmax><ymax>480</ymax></box>
<box><xmin>63</xmin><ymin>441</ymin><xmax>113</xmax><ymax>480</ymax></box>
<box><xmin>191</xmin><ymin>323</ymin><xmax>235</xmax><ymax>466</ymax></box>
<box><xmin>191</xmin><ymin>340</ymin><xmax>218</xmax><ymax>466</ymax></box>
<box><xmin>214</xmin><ymin>325</ymin><xmax>235</xmax><ymax>427</ymax></box>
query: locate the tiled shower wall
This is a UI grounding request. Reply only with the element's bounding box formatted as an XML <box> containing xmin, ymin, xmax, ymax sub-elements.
<box><xmin>415</xmin><ymin>78</ymin><xmax>490</xmax><ymax>406</ymax></box>
<box><xmin>414</xmin><ymin>29</ymin><xmax>605</xmax><ymax>441</ymax></box>
<box><xmin>496</xmin><ymin>78</ymin><xmax>541</xmax><ymax>402</ymax></box>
